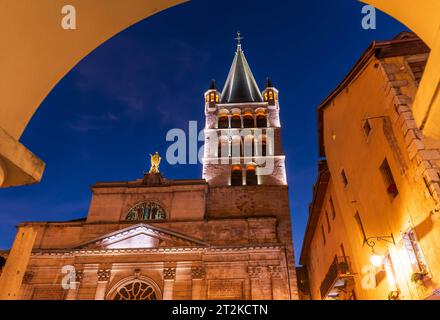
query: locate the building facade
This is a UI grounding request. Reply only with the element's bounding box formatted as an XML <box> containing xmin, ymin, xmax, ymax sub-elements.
<box><xmin>0</xmin><ymin>40</ymin><xmax>298</xmax><ymax>300</ymax></box>
<box><xmin>300</xmin><ymin>32</ymin><xmax>440</xmax><ymax>300</ymax></box>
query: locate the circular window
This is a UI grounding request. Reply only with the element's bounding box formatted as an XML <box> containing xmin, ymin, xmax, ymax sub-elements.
<box><xmin>126</xmin><ymin>202</ymin><xmax>166</xmax><ymax>221</ymax></box>
<box><xmin>114</xmin><ymin>281</ymin><xmax>157</xmax><ymax>300</ymax></box>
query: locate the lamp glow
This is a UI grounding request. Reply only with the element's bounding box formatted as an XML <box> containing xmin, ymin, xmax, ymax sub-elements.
<box><xmin>370</xmin><ymin>252</ymin><xmax>383</xmax><ymax>267</ymax></box>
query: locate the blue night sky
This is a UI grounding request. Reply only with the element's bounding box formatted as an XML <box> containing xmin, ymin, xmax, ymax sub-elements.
<box><xmin>0</xmin><ymin>0</ymin><xmax>407</xmax><ymax>261</ymax></box>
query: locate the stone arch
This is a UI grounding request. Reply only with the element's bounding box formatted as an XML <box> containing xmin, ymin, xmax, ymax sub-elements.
<box><xmin>218</xmin><ymin>135</ymin><xmax>230</xmax><ymax>158</ymax></box>
<box><xmin>106</xmin><ymin>275</ymin><xmax>162</xmax><ymax>300</ymax></box>
<box><xmin>246</xmin><ymin>163</ymin><xmax>258</xmax><ymax>186</ymax></box>
<box><xmin>2</xmin><ymin>1</ymin><xmax>437</xmax><ymax>188</ymax></box>
<box><xmin>0</xmin><ymin>0</ymin><xmax>187</xmax><ymax>188</ymax></box>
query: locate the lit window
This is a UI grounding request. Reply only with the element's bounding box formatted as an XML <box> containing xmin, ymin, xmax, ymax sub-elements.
<box><xmin>380</xmin><ymin>159</ymin><xmax>398</xmax><ymax>198</ymax></box>
<box><xmin>243</xmin><ymin>114</ymin><xmax>254</xmax><ymax>128</ymax></box>
<box><xmin>126</xmin><ymin>202</ymin><xmax>166</xmax><ymax>221</ymax></box>
<box><xmin>231</xmin><ymin>165</ymin><xmax>243</xmax><ymax>186</ymax></box>
<box><xmin>231</xmin><ymin>115</ymin><xmax>241</xmax><ymax>129</ymax></box>
<box><xmin>403</xmin><ymin>229</ymin><xmax>428</xmax><ymax>274</ymax></box>
<box><xmin>218</xmin><ymin>116</ymin><xmax>229</xmax><ymax>129</ymax></box>
<box><xmin>246</xmin><ymin>165</ymin><xmax>258</xmax><ymax>186</ymax></box>
<box><xmin>269</xmin><ymin>91</ymin><xmax>274</xmax><ymax>100</ymax></box>
<box><xmin>256</xmin><ymin>135</ymin><xmax>268</xmax><ymax>157</ymax></box>
<box><xmin>384</xmin><ymin>254</ymin><xmax>398</xmax><ymax>291</ymax></box>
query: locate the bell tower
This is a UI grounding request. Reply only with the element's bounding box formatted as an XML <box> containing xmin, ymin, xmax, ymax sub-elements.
<box><xmin>203</xmin><ymin>34</ymin><xmax>287</xmax><ymax>187</ymax></box>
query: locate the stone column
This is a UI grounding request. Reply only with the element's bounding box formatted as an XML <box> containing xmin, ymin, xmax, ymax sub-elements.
<box><xmin>95</xmin><ymin>268</ymin><xmax>111</xmax><ymax>300</ymax></box>
<box><xmin>0</xmin><ymin>226</ymin><xmax>37</xmax><ymax>300</ymax></box>
<box><xmin>163</xmin><ymin>267</ymin><xmax>176</xmax><ymax>300</ymax></box>
<box><xmin>191</xmin><ymin>267</ymin><xmax>205</xmax><ymax>300</ymax></box>
<box><xmin>248</xmin><ymin>266</ymin><xmax>264</xmax><ymax>300</ymax></box>
<box><xmin>268</xmin><ymin>266</ymin><xmax>286</xmax><ymax>300</ymax></box>
<box><xmin>65</xmin><ymin>269</ymin><xmax>83</xmax><ymax>300</ymax></box>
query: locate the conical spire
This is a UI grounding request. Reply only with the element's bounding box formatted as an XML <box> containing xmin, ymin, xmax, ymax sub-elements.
<box><xmin>266</xmin><ymin>77</ymin><xmax>274</xmax><ymax>88</ymax></box>
<box><xmin>220</xmin><ymin>33</ymin><xmax>263</xmax><ymax>104</ymax></box>
<box><xmin>209</xmin><ymin>79</ymin><xmax>217</xmax><ymax>90</ymax></box>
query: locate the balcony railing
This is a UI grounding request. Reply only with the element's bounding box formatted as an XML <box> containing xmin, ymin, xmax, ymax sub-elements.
<box><xmin>320</xmin><ymin>256</ymin><xmax>355</xmax><ymax>300</ymax></box>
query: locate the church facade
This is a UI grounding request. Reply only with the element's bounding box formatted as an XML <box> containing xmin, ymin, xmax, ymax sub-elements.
<box><xmin>0</xmin><ymin>40</ymin><xmax>298</xmax><ymax>300</ymax></box>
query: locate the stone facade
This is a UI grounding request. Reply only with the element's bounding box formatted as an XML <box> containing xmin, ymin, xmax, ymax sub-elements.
<box><xmin>0</xmin><ymin>41</ymin><xmax>297</xmax><ymax>300</ymax></box>
<box><xmin>0</xmin><ymin>179</ymin><xmax>295</xmax><ymax>300</ymax></box>
<box><xmin>300</xmin><ymin>33</ymin><xmax>440</xmax><ymax>300</ymax></box>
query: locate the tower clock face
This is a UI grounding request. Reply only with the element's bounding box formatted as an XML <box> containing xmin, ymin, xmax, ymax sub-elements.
<box><xmin>235</xmin><ymin>194</ymin><xmax>255</xmax><ymax>214</ymax></box>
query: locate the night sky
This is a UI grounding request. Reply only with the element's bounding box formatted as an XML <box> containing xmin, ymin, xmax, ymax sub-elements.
<box><xmin>0</xmin><ymin>0</ymin><xmax>407</xmax><ymax>261</ymax></box>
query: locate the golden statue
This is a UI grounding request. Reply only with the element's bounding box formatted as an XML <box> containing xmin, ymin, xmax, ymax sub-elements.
<box><xmin>149</xmin><ymin>152</ymin><xmax>162</xmax><ymax>174</ymax></box>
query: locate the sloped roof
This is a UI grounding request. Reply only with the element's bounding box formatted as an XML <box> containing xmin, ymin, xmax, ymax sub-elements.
<box><xmin>220</xmin><ymin>45</ymin><xmax>263</xmax><ymax>104</ymax></box>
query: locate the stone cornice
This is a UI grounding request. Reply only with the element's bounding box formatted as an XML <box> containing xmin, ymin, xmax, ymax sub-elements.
<box><xmin>29</xmin><ymin>243</ymin><xmax>285</xmax><ymax>257</ymax></box>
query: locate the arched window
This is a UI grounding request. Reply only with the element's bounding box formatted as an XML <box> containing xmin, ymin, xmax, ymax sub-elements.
<box><xmin>243</xmin><ymin>114</ymin><xmax>254</xmax><ymax>128</ymax></box>
<box><xmin>231</xmin><ymin>115</ymin><xmax>242</xmax><ymax>129</ymax></box>
<box><xmin>218</xmin><ymin>116</ymin><xmax>229</xmax><ymax>129</ymax></box>
<box><xmin>114</xmin><ymin>281</ymin><xmax>158</xmax><ymax>300</ymax></box>
<box><xmin>256</xmin><ymin>114</ymin><xmax>267</xmax><ymax>128</ymax></box>
<box><xmin>231</xmin><ymin>137</ymin><xmax>243</xmax><ymax>158</ymax></box>
<box><xmin>269</xmin><ymin>91</ymin><xmax>274</xmax><ymax>100</ymax></box>
<box><xmin>126</xmin><ymin>202</ymin><xmax>166</xmax><ymax>221</ymax></box>
<box><xmin>231</xmin><ymin>165</ymin><xmax>243</xmax><ymax>186</ymax></box>
<box><xmin>246</xmin><ymin>164</ymin><xmax>258</xmax><ymax>186</ymax></box>
<box><xmin>243</xmin><ymin>135</ymin><xmax>255</xmax><ymax>158</ymax></box>
<box><xmin>256</xmin><ymin>135</ymin><xmax>268</xmax><ymax>157</ymax></box>
<box><xmin>218</xmin><ymin>137</ymin><xmax>230</xmax><ymax>158</ymax></box>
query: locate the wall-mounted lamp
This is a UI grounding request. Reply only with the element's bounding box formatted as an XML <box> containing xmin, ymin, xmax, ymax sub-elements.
<box><xmin>365</xmin><ymin>234</ymin><xmax>396</xmax><ymax>267</ymax></box>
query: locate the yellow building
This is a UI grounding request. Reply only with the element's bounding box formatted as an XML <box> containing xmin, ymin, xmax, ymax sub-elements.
<box><xmin>300</xmin><ymin>32</ymin><xmax>440</xmax><ymax>300</ymax></box>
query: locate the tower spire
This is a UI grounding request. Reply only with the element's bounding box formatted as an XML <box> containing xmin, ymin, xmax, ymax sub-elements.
<box><xmin>220</xmin><ymin>33</ymin><xmax>263</xmax><ymax>104</ymax></box>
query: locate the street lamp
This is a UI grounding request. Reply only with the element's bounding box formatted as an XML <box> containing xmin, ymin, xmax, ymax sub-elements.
<box><xmin>370</xmin><ymin>249</ymin><xmax>383</xmax><ymax>267</ymax></box>
<box><xmin>365</xmin><ymin>234</ymin><xmax>396</xmax><ymax>267</ymax></box>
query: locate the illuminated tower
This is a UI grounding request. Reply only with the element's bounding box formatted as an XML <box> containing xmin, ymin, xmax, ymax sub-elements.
<box><xmin>203</xmin><ymin>33</ymin><xmax>287</xmax><ymax>187</ymax></box>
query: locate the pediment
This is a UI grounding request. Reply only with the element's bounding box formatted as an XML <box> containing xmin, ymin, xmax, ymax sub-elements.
<box><xmin>77</xmin><ymin>224</ymin><xmax>208</xmax><ymax>250</ymax></box>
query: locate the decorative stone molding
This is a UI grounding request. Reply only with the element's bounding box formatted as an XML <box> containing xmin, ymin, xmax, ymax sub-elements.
<box><xmin>267</xmin><ymin>266</ymin><xmax>283</xmax><ymax>279</ymax></box>
<box><xmin>30</xmin><ymin>244</ymin><xmax>284</xmax><ymax>257</ymax></box>
<box><xmin>163</xmin><ymin>267</ymin><xmax>176</xmax><ymax>281</ymax></box>
<box><xmin>247</xmin><ymin>266</ymin><xmax>263</xmax><ymax>279</ymax></box>
<box><xmin>191</xmin><ymin>267</ymin><xmax>205</xmax><ymax>280</ymax></box>
<box><xmin>134</xmin><ymin>269</ymin><xmax>141</xmax><ymax>278</ymax></box>
<box><xmin>97</xmin><ymin>269</ymin><xmax>111</xmax><ymax>282</ymax></box>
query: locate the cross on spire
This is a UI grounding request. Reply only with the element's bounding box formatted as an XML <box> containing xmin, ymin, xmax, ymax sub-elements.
<box><xmin>235</xmin><ymin>31</ymin><xmax>244</xmax><ymax>47</ymax></box>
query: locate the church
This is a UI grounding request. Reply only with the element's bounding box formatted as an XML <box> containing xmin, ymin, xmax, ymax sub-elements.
<box><xmin>0</xmin><ymin>38</ymin><xmax>298</xmax><ymax>300</ymax></box>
